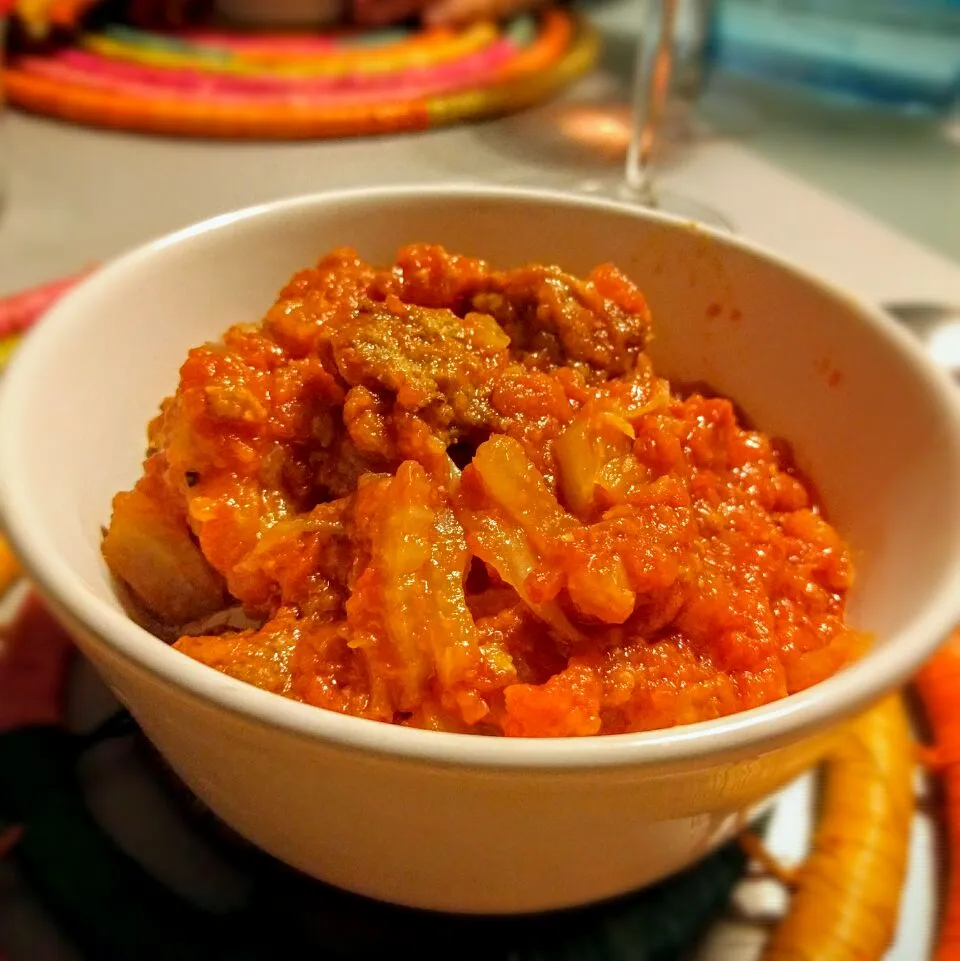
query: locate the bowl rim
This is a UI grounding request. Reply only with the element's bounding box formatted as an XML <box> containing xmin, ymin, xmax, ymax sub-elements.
<box><xmin>3</xmin><ymin>182</ymin><xmax>960</xmax><ymax>772</ymax></box>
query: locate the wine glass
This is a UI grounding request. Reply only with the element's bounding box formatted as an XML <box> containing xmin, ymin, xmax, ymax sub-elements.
<box><xmin>575</xmin><ymin>0</ymin><xmax>732</xmax><ymax>228</ymax></box>
<box><xmin>454</xmin><ymin>0</ymin><xmax>733</xmax><ymax>228</ymax></box>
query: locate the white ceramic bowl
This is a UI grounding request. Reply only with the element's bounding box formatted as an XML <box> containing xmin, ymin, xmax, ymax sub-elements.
<box><xmin>2</xmin><ymin>186</ymin><xmax>960</xmax><ymax>915</ymax></box>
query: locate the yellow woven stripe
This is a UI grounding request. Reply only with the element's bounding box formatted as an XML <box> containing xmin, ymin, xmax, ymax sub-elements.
<box><xmin>81</xmin><ymin>22</ymin><xmax>498</xmax><ymax>78</ymax></box>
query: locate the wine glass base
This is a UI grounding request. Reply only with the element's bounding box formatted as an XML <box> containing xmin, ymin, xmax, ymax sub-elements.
<box><xmin>480</xmin><ymin>170</ymin><xmax>734</xmax><ymax>232</ymax></box>
<box><xmin>572</xmin><ymin>179</ymin><xmax>734</xmax><ymax>232</ymax></box>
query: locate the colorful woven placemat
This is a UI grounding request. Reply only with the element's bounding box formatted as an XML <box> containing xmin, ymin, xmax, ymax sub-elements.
<box><xmin>1</xmin><ymin>9</ymin><xmax>598</xmax><ymax>138</ymax></box>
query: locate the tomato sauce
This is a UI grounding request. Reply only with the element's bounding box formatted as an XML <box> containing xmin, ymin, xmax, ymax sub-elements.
<box><xmin>102</xmin><ymin>244</ymin><xmax>865</xmax><ymax>737</ymax></box>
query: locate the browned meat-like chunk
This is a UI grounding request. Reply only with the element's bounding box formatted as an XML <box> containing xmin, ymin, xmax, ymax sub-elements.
<box><xmin>473</xmin><ymin>262</ymin><xmax>653</xmax><ymax>377</ymax></box>
<box><xmin>329</xmin><ymin>297</ymin><xmax>511</xmax><ymax>433</ymax></box>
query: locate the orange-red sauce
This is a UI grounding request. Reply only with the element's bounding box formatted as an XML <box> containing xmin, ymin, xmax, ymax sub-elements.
<box><xmin>102</xmin><ymin>244</ymin><xmax>864</xmax><ymax>737</ymax></box>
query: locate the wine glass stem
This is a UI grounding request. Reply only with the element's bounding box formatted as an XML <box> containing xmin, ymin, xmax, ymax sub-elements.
<box><xmin>624</xmin><ymin>0</ymin><xmax>679</xmax><ymax>206</ymax></box>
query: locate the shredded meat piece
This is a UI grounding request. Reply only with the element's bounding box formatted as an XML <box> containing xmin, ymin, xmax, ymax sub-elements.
<box><xmin>329</xmin><ymin>296</ymin><xmax>511</xmax><ymax>435</ymax></box>
<box><xmin>472</xmin><ymin>262</ymin><xmax>652</xmax><ymax>376</ymax></box>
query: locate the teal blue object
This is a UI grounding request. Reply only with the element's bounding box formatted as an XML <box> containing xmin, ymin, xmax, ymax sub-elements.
<box><xmin>714</xmin><ymin>0</ymin><xmax>960</xmax><ymax>111</ymax></box>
